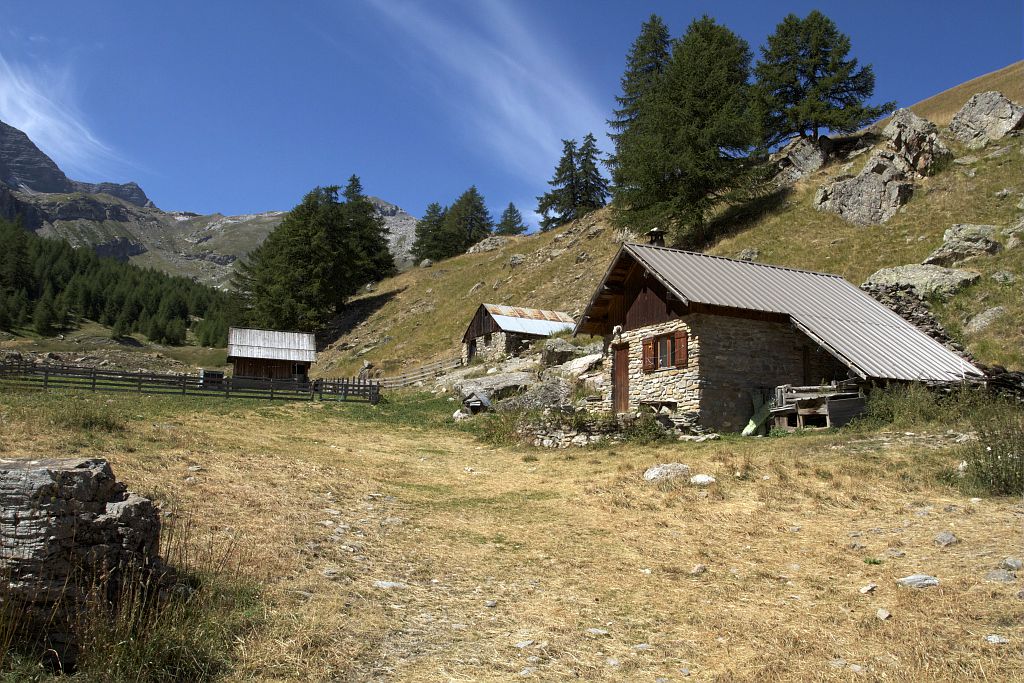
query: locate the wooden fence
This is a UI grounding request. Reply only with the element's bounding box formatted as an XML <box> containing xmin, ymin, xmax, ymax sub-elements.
<box><xmin>378</xmin><ymin>356</ymin><xmax>462</xmax><ymax>389</ymax></box>
<box><xmin>0</xmin><ymin>362</ymin><xmax>381</xmax><ymax>404</ymax></box>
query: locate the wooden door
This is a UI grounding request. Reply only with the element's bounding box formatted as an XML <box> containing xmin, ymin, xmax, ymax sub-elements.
<box><xmin>612</xmin><ymin>344</ymin><xmax>629</xmax><ymax>413</ymax></box>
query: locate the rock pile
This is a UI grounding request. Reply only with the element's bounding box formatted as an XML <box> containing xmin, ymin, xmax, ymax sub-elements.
<box><xmin>923</xmin><ymin>224</ymin><xmax>1002</xmax><ymax>266</ymax></box>
<box><xmin>949</xmin><ymin>91</ymin><xmax>1024</xmax><ymax>149</ymax></box>
<box><xmin>860</xmin><ymin>282</ymin><xmax>968</xmax><ymax>355</ymax></box>
<box><xmin>862</xmin><ymin>264</ymin><xmax>980</xmax><ymax>300</ymax></box>
<box><xmin>0</xmin><ymin>458</ymin><xmax>162</xmax><ymax>666</ymax></box>
<box><xmin>467</xmin><ymin>236</ymin><xmax>508</xmax><ymax>254</ymax></box>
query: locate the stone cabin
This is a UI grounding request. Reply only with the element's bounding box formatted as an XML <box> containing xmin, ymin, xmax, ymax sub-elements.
<box><xmin>576</xmin><ymin>241</ymin><xmax>983</xmax><ymax>432</ymax></box>
<box><xmin>462</xmin><ymin>304</ymin><xmax>575</xmax><ymax>364</ymax></box>
<box><xmin>227</xmin><ymin>327</ymin><xmax>316</xmax><ymax>381</ymax></box>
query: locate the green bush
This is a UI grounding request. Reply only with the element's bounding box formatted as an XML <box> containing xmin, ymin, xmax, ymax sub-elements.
<box><xmin>857</xmin><ymin>383</ymin><xmax>991</xmax><ymax>431</ymax></box>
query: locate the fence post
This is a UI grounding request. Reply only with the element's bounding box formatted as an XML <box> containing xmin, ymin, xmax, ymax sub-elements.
<box><xmin>182</xmin><ymin>374</ymin><xmax>187</xmax><ymax>395</ymax></box>
<box><xmin>269</xmin><ymin>377</ymin><xmax>274</xmax><ymax>401</ymax></box>
<box><xmin>91</xmin><ymin>368</ymin><xmax>97</xmax><ymax>392</ymax></box>
<box><xmin>137</xmin><ymin>372</ymin><xmax>142</xmax><ymax>394</ymax></box>
<box><xmin>43</xmin><ymin>366</ymin><xmax>49</xmax><ymax>391</ymax></box>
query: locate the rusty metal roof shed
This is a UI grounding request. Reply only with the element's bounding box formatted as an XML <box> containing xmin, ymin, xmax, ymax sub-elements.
<box><xmin>577</xmin><ymin>244</ymin><xmax>983</xmax><ymax>382</ymax></box>
<box><xmin>475</xmin><ymin>304</ymin><xmax>575</xmax><ymax>338</ymax></box>
<box><xmin>227</xmin><ymin>327</ymin><xmax>316</xmax><ymax>363</ymax></box>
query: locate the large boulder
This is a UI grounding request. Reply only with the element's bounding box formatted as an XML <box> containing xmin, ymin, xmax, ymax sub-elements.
<box><xmin>771</xmin><ymin>137</ymin><xmax>826</xmax><ymax>183</ymax></box>
<box><xmin>494</xmin><ymin>377</ymin><xmax>572</xmax><ymax>413</ymax></box>
<box><xmin>548</xmin><ymin>352</ymin><xmax>603</xmax><ymax>380</ymax></box>
<box><xmin>864</xmin><ymin>264</ymin><xmax>981</xmax><ymax>300</ymax></box>
<box><xmin>0</xmin><ymin>458</ymin><xmax>162</xmax><ymax>667</ymax></box>
<box><xmin>467</xmin><ymin>236</ymin><xmax>508</xmax><ymax>254</ymax></box>
<box><xmin>923</xmin><ymin>224</ymin><xmax>1003</xmax><ymax>266</ymax></box>
<box><xmin>540</xmin><ymin>337</ymin><xmax>578</xmax><ymax>366</ymax></box>
<box><xmin>949</xmin><ymin>91</ymin><xmax>1024</xmax><ymax>149</ymax></box>
<box><xmin>452</xmin><ymin>371</ymin><xmax>534</xmax><ymax>402</ymax></box>
<box><xmin>882</xmin><ymin>108</ymin><xmax>951</xmax><ymax>177</ymax></box>
<box><xmin>965</xmin><ymin>306</ymin><xmax>1006</xmax><ymax>334</ymax></box>
<box><xmin>814</xmin><ymin>153</ymin><xmax>913</xmax><ymax>224</ymax></box>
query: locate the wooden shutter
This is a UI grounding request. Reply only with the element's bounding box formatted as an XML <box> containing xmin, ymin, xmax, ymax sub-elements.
<box><xmin>641</xmin><ymin>337</ymin><xmax>655</xmax><ymax>373</ymax></box>
<box><xmin>673</xmin><ymin>329</ymin><xmax>688</xmax><ymax>368</ymax></box>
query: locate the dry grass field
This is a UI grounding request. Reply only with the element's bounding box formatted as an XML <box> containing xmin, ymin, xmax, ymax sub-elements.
<box><xmin>1</xmin><ymin>389</ymin><xmax>1020</xmax><ymax>681</ymax></box>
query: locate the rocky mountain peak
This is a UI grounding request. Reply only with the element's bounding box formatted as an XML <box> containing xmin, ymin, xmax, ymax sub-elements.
<box><xmin>0</xmin><ymin>119</ymin><xmax>74</xmax><ymax>194</ymax></box>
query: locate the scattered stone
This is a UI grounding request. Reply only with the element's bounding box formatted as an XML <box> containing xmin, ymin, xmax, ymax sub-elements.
<box><xmin>373</xmin><ymin>580</ymin><xmax>408</xmax><ymax>590</ymax></box>
<box><xmin>876</xmin><ymin>608</ymin><xmax>892</xmax><ymax>621</ymax></box>
<box><xmin>1000</xmin><ymin>558</ymin><xmax>1023</xmax><ymax>571</ymax></box>
<box><xmin>829</xmin><ymin>658</ymin><xmax>848</xmax><ymax>669</ymax></box>
<box><xmin>606</xmin><ymin>657</ymin><xmax>620</xmax><ymax>667</ymax></box>
<box><xmin>934</xmin><ymin>531</ymin><xmax>959</xmax><ymax>547</ymax></box>
<box><xmin>863</xmin><ymin>265</ymin><xmax>981</xmax><ymax>300</ymax></box>
<box><xmin>519</xmin><ymin>667</ymin><xmax>535</xmax><ymax>677</ymax></box>
<box><xmin>991</xmin><ymin>271</ymin><xmax>1017</xmax><ymax>284</ymax></box>
<box><xmin>897</xmin><ymin>573</ymin><xmax>939</xmax><ymax>588</ymax></box>
<box><xmin>586</xmin><ymin>628</ymin><xmax>610</xmax><ymax>637</ymax></box>
<box><xmin>509</xmin><ymin>253</ymin><xmax>526</xmax><ymax>268</ymax></box>
<box><xmin>923</xmin><ymin>224</ymin><xmax>1002</xmax><ymax>266</ymax></box>
<box><xmin>882</xmin><ymin>108</ymin><xmax>951</xmax><ymax>177</ymax></box>
<box><xmin>689</xmin><ymin>474</ymin><xmax>716</xmax><ymax>487</ymax></box>
<box><xmin>859</xmin><ymin>583</ymin><xmax>878</xmax><ymax>594</ymax></box>
<box><xmin>814</xmin><ymin>153</ymin><xmax>913</xmax><ymax>224</ymax></box>
<box><xmin>484</xmin><ymin>600</ymin><xmax>498</xmax><ymax>608</ymax></box>
<box><xmin>419</xmin><ymin>258</ymin><xmax>433</xmax><ymax>268</ymax></box>
<box><xmin>964</xmin><ymin>307</ymin><xmax>1006</xmax><ymax>334</ymax></box>
<box><xmin>514</xmin><ymin>640</ymin><xmax>534</xmax><ymax>649</ymax></box>
<box><xmin>690</xmin><ymin>564</ymin><xmax>708</xmax><ymax>576</ymax></box>
<box><xmin>737</xmin><ymin>248</ymin><xmax>760</xmax><ymax>262</ymax></box>
<box><xmin>949</xmin><ymin>91</ymin><xmax>1024</xmax><ymax>149</ymax></box>
<box><xmin>984</xmin><ymin>569</ymin><xmax>1016</xmax><ymax>583</ymax></box>
<box><xmin>643</xmin><ymin>463</ymin><xmax>691</xmax><ymax>482</ymax></box>
<box><xmin>953</xmin><ymin>155</ymin><xmax>980</xmax><ymax>165</ymax></box>
<box><xmin>849</xmin><ymin>664</ymin><xmax>866</xmax><ymax>674</ymax></box>
<box><xmin>322</xmin><ymin>568</ymin><xmax>342</xmax><ymax>580</ymax></box>
<box><xmin>632</xmin><ymin>643</ymin><xmax>652</xmax><ymax>651</ymax></box>
<box><xmin>984</xmin><ymin>634</ymin><xmax>1009</xmax><ymax>645</ymax></box>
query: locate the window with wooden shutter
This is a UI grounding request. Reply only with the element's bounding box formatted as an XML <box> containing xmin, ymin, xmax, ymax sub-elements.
<box><xmin>641</xmin><ymin>337</ymin><xmax>655</xmax><ymax>373</ymax></box>
<box><xmin>673</xmin><ymin>329</ymin><xmax>688</xmax><ymax>368</ymax></box>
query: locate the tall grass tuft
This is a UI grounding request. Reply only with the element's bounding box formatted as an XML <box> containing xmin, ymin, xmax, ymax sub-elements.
<box><xmin>959</xmin><ymin>404</ymin><xmax>1024</xmax><ymax>496</ymax></box>
<box><xmin>46</xmin><ymin>395</ymin><xmax>126</xmax><ymax>433</ymax></box>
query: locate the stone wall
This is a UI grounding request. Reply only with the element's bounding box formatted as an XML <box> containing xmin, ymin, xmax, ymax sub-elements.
<box><xmin>463</xmin><ymin>331</ymin><xmax>535</xmax><ymax>364</ymax></box>
<box><xmin>517</xmin><ymin>413</ymin><xmax>620</xmax><ymax>448</ymax></box>
<box><xmin>596</xmin><ymin>314</ymin><xmax>849</xmax><ymax>431</ymax></box>
<box><xmin>0</xmin><ymin>458</ymin><xmax>162</xmax><ymax>667</ymax></box>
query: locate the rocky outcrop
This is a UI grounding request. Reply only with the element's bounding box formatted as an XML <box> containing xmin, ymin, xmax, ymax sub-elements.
<box><xmin>0</xmin><ymin>120</ymin><xmax>74</xmax><ymax>193</ymax></box>
<box><xmin>92</xmin><ymin>236</ymin><xmax>148</xmax><ymax>261</ymax></box>
<box><xmin>540</xmin><ymin>338</ymin><xmax>577</xmax><ymax>366</ymax></box>
<box><xmin>923</xmin><ymin>224</ymin><xmax>1002</xmax><ymax>266</ymax></box>
<box><xmin>814</xmin><ymin>153</ymin><xmax>913</xmax><ymax>224</ymax></box>
<box><xmin>882</xmin><ymin>109</ymin><xmax>951</xmax><ymax>177</ymax></box>
<box><xmin>863</xmin><ymin>264</ymin><xmax>980</xmax><ymax>300</ymax></box>
<box><xmin>965</xmin><ymin>306</ymin><xmax>1006</xmax><ymax>334</ymax></box>
<box><xmin>71</xmin><ymin>181</ymin><xmax>155</xmax><ymax>208</ymax></box>
<box><xmin>467</xmin><ymin>236</ymin><xmax>508</xmax><ymax>254</ymax></box>
<box><xmin>368</xmin><ymin>197</ymin><xmax>418</xmax><ymax>270</ymax></box>
<box><xmin>949</xmin><ymin>91</ymin><xmax>1024</xmax><ymax>149</ymax></box>
<box><xmin>452</xmin><ymin>371</ymin><xmax>534</xmax><ymax>402</ymax></box>
<box><xmin>0</xmin><ymin>458</ymin><xmax>162</xmax><ymax>667</ymax></box>
<box><xmin>771</xmin><ymin>137</ymin><xmax>826</xmax><ymax>183</ymax></box>
<box><xmin>495</xmin><ymin>377</ymin><xmax>572</xmax><ymax>412</ymax></box>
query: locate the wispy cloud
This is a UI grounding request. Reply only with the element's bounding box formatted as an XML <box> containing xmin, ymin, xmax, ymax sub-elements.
<box><xmin>0</xmin><ymin>51</ymin><xmax>118</xmax><ymax>179</ymax></box>
<box><xmin>364</xmin><ymin>0</ymin><xmax>609</xmax><ymax>183</ymax></box>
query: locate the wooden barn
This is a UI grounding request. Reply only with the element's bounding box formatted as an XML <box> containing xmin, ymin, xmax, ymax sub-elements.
<box><xmin>462</xmin><ymin>304</ymin><xmax>575</xmax><ymax>363</ymax></box>
<box><xmin>227</xmin><ymin>328</ymin><xmax>316</xmax><ymax>382</ymax></box>
<box><xmin>576</xmin><ymin>237</ymin><xmax>983</xmax><ymax>432</ymax></box>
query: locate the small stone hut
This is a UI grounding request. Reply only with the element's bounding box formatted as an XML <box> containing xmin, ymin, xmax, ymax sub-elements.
<box><xmin>227</xmin><ymin>327</ymin><xmax>316</xmax><ymax>381</ymax></box>
<box><xmin>461</xmin><ymin>304</ymin><xmax>574</xmax><ymax>364</ymax></box>
<box><xmin>576</xmin><ymin>240</ymin><xmax>983</xmax><ymax>432</ymax></box>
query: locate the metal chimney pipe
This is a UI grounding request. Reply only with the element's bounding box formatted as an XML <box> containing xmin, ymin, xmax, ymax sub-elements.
<box><xmin>647</xmin><ymin>227</ymin><xmax>666</xmax><ymax>247</ymax></box>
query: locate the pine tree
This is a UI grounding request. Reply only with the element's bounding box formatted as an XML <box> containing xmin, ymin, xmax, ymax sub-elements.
<box><xmin>438</xmin><ymin>186</ymin><xmax>492</xmax><ymax>255</ymax></box>
<box><xmin>755</xmin><ymin>10</ymin><xmax>894</xmax><ymax>146</ymax></box>
<box><xmin>576</xmin><ymin>133</ymin><xmax>610</xmax><ymax>214</ymax></box>
<box><xmin>612</xmin><ymin>16</ymin><xmax>761</xmax><ymax>243</ymax></box>
<box><xmin>339</xmin><ymin>175</ymin><xmax>395</xmax><ymax>290</ymax></box>
<box><xmin>494</xmin><ymin>202</ymin><xmax>528</xmax><ymax>236</ymax></box>
<box><xmin>32</xmin><ymin>290</ymin><xmax>56</xmax><ymax>336</ymax></box>
<box><xmin>608</xmin><ymin>14</ymin><xmax>672</xmax><ymax>173</ymax></box>
<box><xmin>410</xmin><ymin>202</ymin><xmax>448</xmax><ymax>261</ymax></box>
<box><xmin>536</xmin><ymin>139</ymin><xmax>579</xmax><ymax>231</ymax></box>
<box><xmin>0</xmin><ymin>292</ymin><xmax>10</xmax><ymax>331</ymax></box>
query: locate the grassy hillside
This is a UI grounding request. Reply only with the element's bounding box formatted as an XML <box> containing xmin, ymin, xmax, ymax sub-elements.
<box><xmin>320</xmin><ymin>64</ymin><xmax>1024</xmax><ymax>377</ymax></box>
<box><xmin>907</xmin><ymin>61</ymin><xmax>1024</xmax><ymax>127</ymax></box>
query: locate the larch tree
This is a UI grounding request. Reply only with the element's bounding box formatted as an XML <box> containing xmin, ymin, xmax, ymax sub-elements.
<box><xmin>495</xmin><ymin>202</ymin><xmax>528</xmax><ymax>235</ymax></box>
<box><xmin>755</xmin><ymin>10</ymin><xmax>894</xmax><ymax>146</ymax></box>
<box><xmin>410</xmin><ymin>202</ymin><xmax>448</xmax><ymax>261</ymax></box>
<box><xmin>536</xmin><ymin>139</ymin><xmax>579</xmax><ymax>231</ymax></box>
<box><xmin>576</xmin><ymin>132</ymin><xmax>610</xmax><ymax>214</ymax></box>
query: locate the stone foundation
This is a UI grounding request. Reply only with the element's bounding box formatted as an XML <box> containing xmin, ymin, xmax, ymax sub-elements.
<box><xmin>0</xmin><ymin>458</ymin><xmax>162</xmax><ymax>667</ymax></box>
<box><xmin>517</xmin><ymin>414</ymin><xmax>620</xmax><ymax>448</ymax></box>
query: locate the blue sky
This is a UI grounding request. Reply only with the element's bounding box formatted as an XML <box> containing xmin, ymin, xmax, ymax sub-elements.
<box><xmin>1</xmin><ymin>1</ymin><xmax>1021</xmax><ymax>225</ymax></box>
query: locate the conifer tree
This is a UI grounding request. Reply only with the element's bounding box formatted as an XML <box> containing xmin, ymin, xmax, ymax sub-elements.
<box><xmin>495</xmin><ymin>202</ymin><xmax>528</xmax><ymax>236</ymax></box>
<box><xmin>439</xmin><ymin>186</ymin><xmax>492</xmax><ymax>254</ymax></box>
<box><xmin>608</xmin><ymin>14</ymin><xmax>672</xmax><ymax>173</ymax></box>
<box><xmin>576</xmin><ymin>133</ymin><xmax>610</xmax><ymax>214</ymax></box>
<box><xmin>755</xmin><ymin>10</ymin><xmax>894</xmax><ymax>145</ymax></box>
<box><xmin>537</xmin><ymin>139</ymin><xmax>579</xmax><ymax>232</ymax></box>
<box><xmin>32</xmin><ymin>290</ymin><xmax>55</xmax><ymax>336</ymax></box>
<box><xmin>0</xmin><ymin>292</ymin><xmax>10</xmax><ymax>331</ymax></box>
<box><xmin>612</xmin><ymin>16</ymin><xmax>761</xmax><ymax>243</ymax></box>
<box><xmin>410</xmin><ymin>202</ymin><xmax>448</xmax><ymax>261</ymax></box>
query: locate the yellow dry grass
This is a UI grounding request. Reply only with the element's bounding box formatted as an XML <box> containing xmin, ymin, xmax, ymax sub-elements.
<box><xmin>1</xmin><ymin>390</ymin><xmax>1020</xmax><ymax>681</ymax></box>
<box><xmin>909</xmin><ymin>62</ymin><xmax>1024</xmax><ymax>127</ymax></box>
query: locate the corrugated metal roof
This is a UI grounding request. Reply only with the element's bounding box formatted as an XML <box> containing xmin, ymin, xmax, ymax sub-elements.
<box><xmin>580</xmin><ymin>244</ymin><xmax>982</xmax><ymax>382</ymax></box>
<box><xmin>482</xmin><ymin>304</ymin><xmax>575</xmax><ymax>324</ymax></box>
<box><xmin>227</xmin><ymin>327</ymin><xmax>317</xmax><ymax>362</ymax></box>
<box><xmin>489</xmin><ymin>314</ymin><xmax>575</xmax><ymax>337</ymax></box>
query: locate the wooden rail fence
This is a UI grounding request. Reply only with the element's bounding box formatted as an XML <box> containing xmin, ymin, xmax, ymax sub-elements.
<box><xmin>0</xmin><ymin>362</ymin><xmax>381</xmax><ymax>404</ymax></box>
<box><xmin>378</xmin><ymin>356</ymin><xmax>462</xmax><ymax>389</ymax></box>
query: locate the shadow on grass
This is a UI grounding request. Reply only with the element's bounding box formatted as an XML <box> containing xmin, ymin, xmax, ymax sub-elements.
<box><xmin>685</xmin><ymin>185</ymin><xmax>794</xmax><ymax>252</ymax></box>
<box><xmin>323</xmin><ymin>288</ymin><xmax>404</xmax><ymax>348</ymax></box>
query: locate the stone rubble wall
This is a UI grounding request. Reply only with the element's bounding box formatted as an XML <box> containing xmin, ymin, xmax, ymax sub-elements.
<box><xmin>0</xmin><ymin>458</ymin><xmax>162</xmax><ymax>666</ymax></box>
